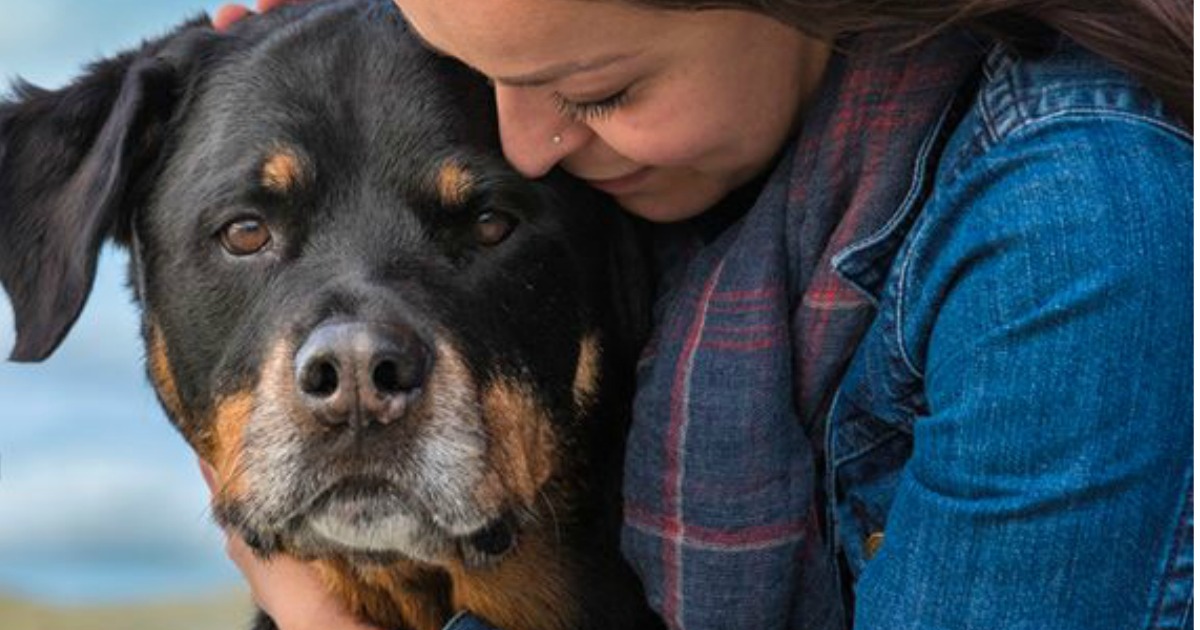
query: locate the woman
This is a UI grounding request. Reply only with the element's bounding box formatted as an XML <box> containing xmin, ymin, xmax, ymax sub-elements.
<box><xmin>208</xmin><ymin>0</ymin><xmax>1193</xmax><ymax>629</ymax></box>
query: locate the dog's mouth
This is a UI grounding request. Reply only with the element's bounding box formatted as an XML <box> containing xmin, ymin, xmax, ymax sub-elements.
<box><xmin>299</xmin><ymin>476</ymin><xmax>518</xmax><ymax>567</ymax></box>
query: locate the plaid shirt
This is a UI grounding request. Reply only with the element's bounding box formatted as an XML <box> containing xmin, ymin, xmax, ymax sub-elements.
<box><xmin>621</xmin><ymin>32</ymin><xmax>986</xmax><ymax>629</ymax></box>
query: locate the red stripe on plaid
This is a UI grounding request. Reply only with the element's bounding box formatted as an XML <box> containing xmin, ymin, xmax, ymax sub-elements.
<box><xmin>627</xmin><ymin>504</ymin><xmax>811</xmax><ymax>550</ymax></box>
<box><xmin>802</xmin><ymin>283</ymin><xmax>859</xmax><ymax>308</ymax></box>
<box><xmin>662</xmin><ymin>260</ymin><xmax>726</xmax><ymax>630</ymax></box>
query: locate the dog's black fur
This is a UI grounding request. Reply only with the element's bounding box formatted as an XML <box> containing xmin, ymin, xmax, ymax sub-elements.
<box><xmin>0</xmin><ymin>2</ymin><xmax>659</xmax><ymax>629</ymax></box>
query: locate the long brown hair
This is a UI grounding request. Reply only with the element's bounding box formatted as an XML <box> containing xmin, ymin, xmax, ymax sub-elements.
<box><xmin>623</xmin><ymin>0</ymin><xmax>1193</xmax><ymax>128</ymax></box>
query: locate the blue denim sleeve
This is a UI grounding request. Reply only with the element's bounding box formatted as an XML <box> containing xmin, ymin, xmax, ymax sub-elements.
<box><xmin>442</xmin><ymin>611</ymin><xmax>503</xmax><ymax>630</ymax></box>
<box><xmin>855</xmin><ymin>114</ymin><xmax>1193</xmax><ymax>629</ymax></box>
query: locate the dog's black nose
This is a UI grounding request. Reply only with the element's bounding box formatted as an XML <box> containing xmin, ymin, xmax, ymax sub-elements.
<box><xmin>294</xmin><ymin>321</ymin><xmax>430</xmax><ymax>428</ymax></box>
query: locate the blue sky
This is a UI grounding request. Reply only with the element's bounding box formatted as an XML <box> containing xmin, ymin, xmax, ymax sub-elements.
<box><xmin>0</xmin><ymin>0</ymin><xmax>242</xmax><ymax>603</ymax></box>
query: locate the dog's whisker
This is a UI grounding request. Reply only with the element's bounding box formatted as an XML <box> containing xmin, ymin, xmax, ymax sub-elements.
<box><xmin>538</xmin><ymin>489</ymin><xmax>565</xmax><ymax>551</ymax></box>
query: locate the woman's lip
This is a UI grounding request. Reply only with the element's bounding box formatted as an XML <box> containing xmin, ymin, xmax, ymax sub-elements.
<box><xmin>582</xmin><ymin>167</ymin><xmax>652</xmax><ymax>195</ymax></box>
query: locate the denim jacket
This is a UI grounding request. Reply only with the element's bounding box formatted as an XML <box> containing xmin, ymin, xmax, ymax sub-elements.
<box><xmin>829</xmin><ymin>41</ymin><xmax>1193</xmax><ymax>629</ymax></box>
<box><xmin>618</xmin><ymin>33</ymin><xmax>1193</xmax><ymax>630</ymax></box>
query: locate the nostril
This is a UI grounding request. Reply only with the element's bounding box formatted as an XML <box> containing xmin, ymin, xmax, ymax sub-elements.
<box><xmin>371</xmin><ymin>355</ymin><xmax>425</xmax><ymax>395</ymax></box>
<box><xmin>301</xmin><ymin>359</ymin><xmax>340</xmax><ymax>398</ymax></box>
<box><xmin>372</xmin><ymin>359</ymin><xmax>403</xmax><ymax>395</ymax></box>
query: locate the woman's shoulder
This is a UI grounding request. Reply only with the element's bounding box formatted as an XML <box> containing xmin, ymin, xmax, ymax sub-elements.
<box><xmin>889</xmin><ymin>36</ymin><xmax>1193</xmax><ymax>362</ymax></box>
<box><xmin>953</xmin><ymin>36</ymin><xmax>1191</xmax><ymax>156</ymax></box>
<box><xmin>912</xmin><ymin>35</ymin><xmax>1193</xmax><ymax>240</ymax></box>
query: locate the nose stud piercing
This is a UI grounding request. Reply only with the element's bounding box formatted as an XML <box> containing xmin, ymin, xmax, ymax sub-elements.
<box><xmin>552</xmin><ymin>134</ymin><xmax>563</xmax><ymax>145</ymax></box>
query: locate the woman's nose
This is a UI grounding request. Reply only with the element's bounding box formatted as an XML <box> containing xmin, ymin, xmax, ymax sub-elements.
<box><xmin>494</xmin><ymin>84</ymin><xmax>580</xmax><ymax>178</ymax></box>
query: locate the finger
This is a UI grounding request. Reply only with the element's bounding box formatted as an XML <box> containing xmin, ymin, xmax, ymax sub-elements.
<box><xmin>198</xmin><ymin>457</ymin><xmax>219</xmax><ymax>493</ymax></box>
<box><xmin>223</xmin><ymin>532</ymin><xmax>315</xmax><ymax>598</ymax></box>
<box><xmin>224</xmin><ymin>529</ymin><xmax>256</xmax><ymax>569</ymax></box>
<box><xmin>221</xmin><ymin>532</ymin><xmax>271</xmax><ymax>607</ymax></box>
<box><xmin>212</xmin><ymin>4</ymin><xmax>253</xmax><ymax>31</ymax></box>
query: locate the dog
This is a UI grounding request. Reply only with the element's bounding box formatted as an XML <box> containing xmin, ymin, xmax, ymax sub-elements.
<box><xmin>0</xmin><ymin>2</ymin><xmax>661</xmax><ymax>629</ymax></box>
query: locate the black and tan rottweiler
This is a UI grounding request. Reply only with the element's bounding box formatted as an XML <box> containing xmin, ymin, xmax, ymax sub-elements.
<box><xmin>0</xmin><ymin>1</ymin><xmax>660</xmax><ymax>629</ymax></box>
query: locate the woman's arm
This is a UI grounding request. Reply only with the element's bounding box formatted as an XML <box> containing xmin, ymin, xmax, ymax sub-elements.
<box><xmin>856</xmin><ymin>111</ymin><xmax>1192</xmax><ymax>629</ymax></box>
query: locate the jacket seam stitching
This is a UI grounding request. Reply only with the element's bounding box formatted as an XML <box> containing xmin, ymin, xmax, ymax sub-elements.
<box><xmin>1009</xmin><ymin>108</ymin><xmax>1194</xmax><ymax>144</ymax></box>
<box><xmin>977</xmin><ymin>47</ymin><xmax>1006</xmax><ymax>146</ymax></box>
<box><xmin>893</xmin><ymin>225</ymin><xmax>924</xmax><ymax>379</ymax></box>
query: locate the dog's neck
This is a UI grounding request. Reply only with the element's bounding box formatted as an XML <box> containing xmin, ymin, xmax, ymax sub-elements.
<box><xmin>316</xmin><ymin>529</ymin><xmax>583</xmax><ymax>630</ymax></box>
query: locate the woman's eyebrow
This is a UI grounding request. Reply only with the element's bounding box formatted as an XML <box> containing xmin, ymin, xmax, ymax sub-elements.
<box><xmin>491</xmin><ymin>53</ymin><xmax>639</xmax><ymax>88</ymax></box>
<box><xmin>407</xmin><ymin>26</ymin><xmax>639</xmax><ymax>88</ymax></box>
<box><xmin>407</xmin><ymin>21</ymin><xmax>640</xmax><ymax>88</ymax></box>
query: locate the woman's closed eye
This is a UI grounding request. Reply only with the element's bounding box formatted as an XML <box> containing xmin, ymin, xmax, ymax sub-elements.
<box><xmin>552</xmin><ymin>88</ymin><xmax>630</xmax><ymax>122</ymax></box>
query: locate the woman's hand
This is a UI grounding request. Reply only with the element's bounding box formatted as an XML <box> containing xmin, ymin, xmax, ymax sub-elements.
<box><xmin>213</xmin><ymin>0</ymin><xmax>312</xmax><ymax>31</ymax></box>
<box><xmin>199</xmin><ymin>459</ymin><xmax>382</xmax><ymax>630</ymax></box>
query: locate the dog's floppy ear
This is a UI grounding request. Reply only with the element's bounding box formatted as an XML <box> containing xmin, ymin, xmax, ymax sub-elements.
<box><xmin>0</xmin><ymin>18</ymin><xmax>216</xmax><ymax>362</ymax></box>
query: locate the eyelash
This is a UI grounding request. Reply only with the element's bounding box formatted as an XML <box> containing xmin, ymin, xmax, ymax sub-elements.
<box><xmin>552</xmin><ymin>89</ymin><xmax>630</xmax><ymax>122</ymax></box>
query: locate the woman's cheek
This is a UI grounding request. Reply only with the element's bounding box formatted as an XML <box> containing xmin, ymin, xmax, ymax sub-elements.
<box><xmin>601</xmin><ymin>113</ymin><xmax>729</xmax><ymax>169</ymax></box>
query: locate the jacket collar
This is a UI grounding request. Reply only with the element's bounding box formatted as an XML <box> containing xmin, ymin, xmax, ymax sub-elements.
<box><xmin>783</xmin><ymin>30</ymin><xmax>987</xmax><ymax>304</ymax></box>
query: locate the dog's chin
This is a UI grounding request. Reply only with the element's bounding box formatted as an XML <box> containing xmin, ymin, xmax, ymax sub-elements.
<box><xmin>308</xmin><ymin>498</ymin><xmax>447</xmax><ymax>563</ymax></box>
<box><xmin>296</xmin><ymin>479</ymin><xmax>447</xmax><ymax>563</ymax></box>
<box><xmin>294</xmin><ymin>479</ymin><xmax>516</xmax><ymax>567</ymax></box>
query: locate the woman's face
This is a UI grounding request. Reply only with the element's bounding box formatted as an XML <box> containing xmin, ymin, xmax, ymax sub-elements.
<box><xmin>394</xmin><ymin>0</ymin><xmax>830</xmax><ymax>222</ymax></box>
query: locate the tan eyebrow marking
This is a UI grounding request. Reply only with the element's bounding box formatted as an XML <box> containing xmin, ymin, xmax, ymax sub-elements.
<box><xmin>261</xmin><ymin>147</ymin><xmax>308</xmax><ymax>194</ymax></box>
<box><xmin>573</xmin><ymin>333</ymin><xmax>602</xmax><ymax>413</ymax></box>
<box><xmin>435</xmin><ymin>159</ymin><xmax>475</xmax><ymax>207</ymax></box>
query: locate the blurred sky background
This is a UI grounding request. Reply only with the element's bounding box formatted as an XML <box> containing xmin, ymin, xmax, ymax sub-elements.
<box><xmin>0</xmin><ymin>0</ymin><xmax>243</xmax><ymax>604</ymax></box>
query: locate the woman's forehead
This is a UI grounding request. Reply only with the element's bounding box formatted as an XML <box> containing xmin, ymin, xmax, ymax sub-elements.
<box><xmin>394</xmin><ymin>0</ymin><xmax>676</xmax><ymax>78</ymax></box>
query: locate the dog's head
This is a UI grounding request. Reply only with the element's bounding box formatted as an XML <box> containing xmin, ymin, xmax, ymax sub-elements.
<box><xmin>0</xmin><ymin>0</ymin><xmax>649</xmax><ymax>578</ymax></box>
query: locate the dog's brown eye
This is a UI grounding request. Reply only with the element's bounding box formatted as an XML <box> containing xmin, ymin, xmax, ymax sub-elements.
<box><xmin>473</xmin><ymin>211</ymin><xmax>517</xmax><ymax>246</ymax></box>
<box><xmin>220</xmin><ymin>218</ymin><xmax>272</xmax><ymax>256</ymax></box>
